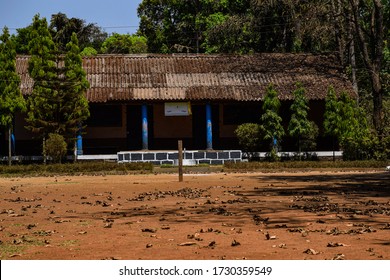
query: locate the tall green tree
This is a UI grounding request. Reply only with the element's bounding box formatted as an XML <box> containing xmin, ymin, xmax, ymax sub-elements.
<box><xmin>26</xmin><ymin>14</ymin><xmax>58</xmax><ymax>138</ymax></box>
<box><xmin>62</xmin><ymin>33</ymin><xmax>90</xmax><ymax>146</ymax></box>
<box><xmin>324</xmin><ymin>86</ymin><xmax>372</xmax><ymax>160</ymax></box>
<box><xmin>49</xmin><ymin>12</ymin><xmax>108</xmax><ymax>52</ymax></box>
<box><xmin>26</xmin><ymin>15</ymin><xmax>90</xmax><ymax>160</ymax></box>
<box><xmin>138</xmin><ymin>0</ymin><xmax>237</xmax><ymax>53</ymax></box>
<box><xmin>0</xmin><ymin>27</ymin><xmax>26</xmax><ymax>165</ymax></box>
<box><xmin>288</xmin><ymin>82</ymin><xmax>312</xmax><ymax>158</ymax></box>
<box><xmin>137</xmin><ymin>0</ymin><xmax>337</xmax><ymax>54</ymax></box>
<box><xmin>13</xmin><ymin>13</ymin><xmax>108</xmax><ymax>54</ymax></box>
<box><xmin>323</xmin><ymin>86</ymin><xmax>341</xmax><ymax>160</ymax></box>
<box><xmin>337</xmin><ymin>91</ymin><xmax>372</xmax><ymax>160</ymax></box>
<box><xmin>260</xmin><ymin>84</ymin><xmax>285</xmax><ymax>160</ymax></box>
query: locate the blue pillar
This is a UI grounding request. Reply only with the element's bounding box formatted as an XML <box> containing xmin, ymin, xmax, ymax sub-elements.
<box><xmin>142</xmin><ymin>104</ymin><xmax>148</xmax><ymax>150</ymax></box>
<box><xmin>77</xmin><ymin>134</ymin><xmax>83</xmax><ymax>155</ymax></box>
<box><xmin>11</xmin><ymin>132</ymin><xmax>15</xmax><ymax>155</ymax></box>
<box><xmin>206</xmin><ymin>103</ymin><xmax>213</xmax><ymax>150</ymax></box>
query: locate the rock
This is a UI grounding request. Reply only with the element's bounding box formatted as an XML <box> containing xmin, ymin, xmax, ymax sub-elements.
<box><xmin>104</xmin><ymin>222</ymin><xmax>113</xmax><ymax>228</ymax></box>
<box><xmin>332</xmin><ymin>253</ymin><xmax>345</xmax><ymax>260</ymax></box>
<box><xmin>26</xmin><ymin>224</ymin><xmax>36</xmax><ymax>230</ymax></box>
<box><xmin>142</xmin><ymin>228</ymin><xmax>157</xmax><ymax>233</ymax></box>
<box><xmin>178</xmin><ymin>242</ymin><xmax>197</xmax><ymax>246</ymax></box>
<box><xmin>231</xmin><ymin>240</ymin><xmax>241</xmax><ymax>246</ymax></box>
<box><xmin>327</xmin><ymin>242</ymin><xmax>349</xmax><ymax>247</ymax></box>
<box><xmin>303</xmin><ymin>248</ymin><xmax>320</xmax><ymax>255</ymax></box>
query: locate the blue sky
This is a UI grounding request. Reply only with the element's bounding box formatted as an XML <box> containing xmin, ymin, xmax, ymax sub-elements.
<box><xmin>0</xmin><ymin>0</ymin><xmax>142</xmax><ymax>34</ymax></box>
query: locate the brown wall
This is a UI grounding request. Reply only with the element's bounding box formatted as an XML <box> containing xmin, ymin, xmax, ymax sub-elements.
<box><xmin>153</xmin><ymin>103</ymin><xmax>193</xmax><ymax>138</ymax></box>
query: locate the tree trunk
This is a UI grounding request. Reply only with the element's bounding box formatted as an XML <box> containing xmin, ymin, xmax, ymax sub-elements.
<box><xmin>371</xmin><ymin>69</ymin><xmax>384</xmax><ymax>135</ymax></box>
<box><xmin>331</xmin><ymin>0</ymin><xmax>346</xmax><ymax>64</ymax></box>
<box><xmin>349</xmin><ymin>0</ymin><xmax>384</xmax><ymax>134</ymax></box>
<box><xmin>348</xmin><ymin>8</ymin><xmax>359</xmax><ymax>101</ymax></box>
<box><xmin>350</xmin><ymin>37</ymin><xmax>359</xmax><ymax>96</ymax></box>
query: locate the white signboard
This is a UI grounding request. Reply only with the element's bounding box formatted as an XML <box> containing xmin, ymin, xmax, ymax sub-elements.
<box><xmin>164</xmin><ymin>102</ymin><xmax>192</xmax><ymax>116</ymax></box>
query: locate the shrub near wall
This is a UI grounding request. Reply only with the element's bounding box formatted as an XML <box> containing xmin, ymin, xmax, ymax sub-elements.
<box><xmin>235</xmin><ymin>123</ymin><xmax>261</xmax><ymax>160</ymax></box>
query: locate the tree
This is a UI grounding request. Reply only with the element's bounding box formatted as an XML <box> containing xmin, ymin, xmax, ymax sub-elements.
<box><xmin>324</xmin><ymin>86</ymin><xmax>372</xmax><ymax>160</ymax></box>
<box><xmin>323</xmin><ymin>86</ymin><xmax>341</xmax><ymax>161</ymax></box>
<box><xmin>13</xmin><ymin>13</ymin><xmax>108</xmax><ymax>55</ymax></box>
<box><xmin>260</xmin><ymin>84</ymin><xmax>285</xmax><ymax>160</ymax></box>
<box><xmin>13</xmin><ymin>25</ymin><xmax>34</xmax><ymax>54</ymax></box>
<box><xmin>49</xmin><ymin>12</ymin><xmax>108</xmax><ymax>52</ymax></box>
<box><xmin>138</xmin><ymin>0</ymin><xmax>237</xmax><ymax>53</ymax></box>
<box><xmin>288</xmin><ymin>82</ymin><xmax>312</xmax><ymax>159</ymax></box>
<box><xmin>62</xmin><ymin>33</ymin><xmax>90</xmax><ymax>147</ymax></box>
<box><xmin>0</xmin><ymin>27</ymin><xmax>26</xmax><ymax>165</ymax></box>
<box><xmin>26</xmin><ymin>15</ymin><xmax>90</xmax><ymax>160</ymax></box>
<box><xmin>137</xmin><ymin>0</ymin><xmax>338</xmax><ymax>54</ymax></box>
<box><xmin>80</xmin><ymin>46</ymin><xmax>98</xmax><ymax>57</ymax></box>
<box><xmin>26</xmin><ymin>15</ymin><xmax>58</xmax><ymax>138</ymax></box>
<box><xmin>349</xmin><ymin>0</ymin><xmax>387</xmax><ymax>135</ymax></box>
<box><xmin>337</xmin><ymin>91</ymin><xmax>372</xmax><ymax>160</ymax></box>
<box><xmin>101</xmin><ymin>33</ymin><xmax>148</xmax><ymax>54</ymax></box>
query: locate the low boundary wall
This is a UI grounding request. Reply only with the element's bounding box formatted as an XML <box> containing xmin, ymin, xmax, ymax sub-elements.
<box><xmin>117</xmin><ymin>150</ymin><xmax>243</xmax><ymax>165</ymax></box>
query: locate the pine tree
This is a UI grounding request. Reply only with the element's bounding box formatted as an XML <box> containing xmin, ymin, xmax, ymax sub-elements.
<box><xmin>260</xmin><ymin>84</ymin><xmax>284</xmax><ymax>160</ymax></box>
<box><xmin>26</xmin><ymin>15</ymin><xmax>90</xmax><ymax>161</ymax></box>
<box><xmin>62</xmin><ymin>32</ymin><xmax>89</xmax><ymax>145</ymax></box>
<box><xmin>288</xmin><ymin>82</ymin><xmax>312</xmax><ymax>159</ymax></box>
<box><xmin>26</xmin><ymin>14</ymin><xmax>58</xmax><ymax>137</ymax></box>
<box><xmin>0</xmin><ymin>27</ymin><xmax>26</xmax><ymax>165</ymax></box>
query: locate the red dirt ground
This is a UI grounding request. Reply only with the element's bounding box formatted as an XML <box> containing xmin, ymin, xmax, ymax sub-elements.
<box><xmin>0</xmin><ymin>170</ymin><xmax>389</xmax><ymax>260</ymax></box>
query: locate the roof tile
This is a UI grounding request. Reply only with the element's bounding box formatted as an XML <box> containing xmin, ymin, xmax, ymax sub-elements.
<box><xmin>16</xmin><ymin>53</ymin><xmax>355</xmax><ymax>103</ymax></box>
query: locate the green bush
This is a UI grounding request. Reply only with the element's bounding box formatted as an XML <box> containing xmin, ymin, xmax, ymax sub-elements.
<box><xmin>234</xmin><ymin>123</ymin><xmax>261</xmax><ymax>160</ymax></box>
<box><xmin>44</xmin><ymin>133</ymin><xmax>67</xmax><ymax>163</ymax></box>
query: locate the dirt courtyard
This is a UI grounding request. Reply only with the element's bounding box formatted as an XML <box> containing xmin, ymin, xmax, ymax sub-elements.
<box><xmin>1</xmin><ymin>170</ymin><xmax>389</xmax><ymax>260</ymax></box>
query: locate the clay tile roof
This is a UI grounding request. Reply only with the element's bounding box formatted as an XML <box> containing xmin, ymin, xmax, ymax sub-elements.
<box><xmin>16</xmin><ymin>53</ymin><xmax>355</xmax><ymax>103</ymax></box>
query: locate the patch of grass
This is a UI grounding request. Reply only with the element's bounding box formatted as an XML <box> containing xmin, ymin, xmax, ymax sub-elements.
<box><xmin>78</xmin><ymin>220</ymin><xmax>91</xmax><ymax>227</ymax></box>
<box><xmin>0</xmin><ymin>162</ymin><xmax>153</xmax><ymax>177</ymax></box>
<box><xmin>0</xmin><ymin>243</ymin><xmax>26</xmax><ymax>259</ymax></box>
<box><xmin>197</xmin><ymin>163</ymin><xmax>211</xmax><ymax>167</ymax></box>
<box><xmin>224</xmin><ymin>160</ymin><xmax>388</xmax><ymax>171</ymax></box>
<box><xmin>59</xmin><ymin>240</ymin><xmax>78</xmax><ymax>247</ymax></box>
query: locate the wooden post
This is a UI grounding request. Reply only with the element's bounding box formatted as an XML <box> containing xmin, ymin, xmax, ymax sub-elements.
<box><xmin>178</xmin><ymin>140</ymin><xmax>183</xmax><ymax>182</ymax></box>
